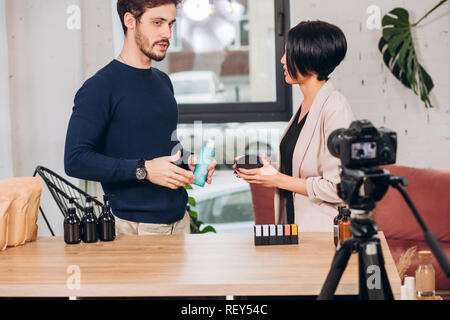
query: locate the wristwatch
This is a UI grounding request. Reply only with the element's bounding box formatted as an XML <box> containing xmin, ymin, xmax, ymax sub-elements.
<box><xmin>136</xmin><ymin>159</ymin><xmax>147</xmax><ymax>181</ymax></box>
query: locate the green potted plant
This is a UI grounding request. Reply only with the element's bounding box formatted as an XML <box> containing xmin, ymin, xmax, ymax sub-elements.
<box><xmin>378</xmin><ymin>0</ymin><xmax>448</xmax><ymax>108</ymax></box>
<box><xmin>185</xmin><ymin>185</ymin><xmax>216</xmax><ymax>234</ymax></box>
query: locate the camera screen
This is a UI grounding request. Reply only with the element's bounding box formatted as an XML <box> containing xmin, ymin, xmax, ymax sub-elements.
<box><xmin>351</xmin><ymin>142</ymin><xmax>377</xmax><ymax>160</ymax></box>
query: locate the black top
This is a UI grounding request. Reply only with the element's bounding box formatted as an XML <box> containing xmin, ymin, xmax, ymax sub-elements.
<box><xmin>64</xmin><ymin>60</ymin><xmax>191</xmax><ymax>224</ymax></box>
<box><xmin>279</xmin><ymin>106</ymin><xmax>308</xmax><ymax>224</ymax></box>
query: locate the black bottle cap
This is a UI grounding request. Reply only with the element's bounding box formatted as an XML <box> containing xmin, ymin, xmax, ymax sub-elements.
<box><xmin>338</xmin><ymin>205</ymin><xmax>347</xmax><ymax>215</ymax></box>
<box><xmin>68</xmin><ymin>197</ymin><xmax>79</xmax><ymax>215</ymax></box>
<box><xmin>102</xmin><ymin>194</ymin><xmax>115</xmax><ymax>214</ymax></box>
<box><xmin>343</xmin><ymin>208</ymin><xmax>352</xmax><ymax>218</ymax></box>
<box><xmin>85</xmin><ymin>196</ymin><xmax>97</xmax><ymax>214</ymax></box>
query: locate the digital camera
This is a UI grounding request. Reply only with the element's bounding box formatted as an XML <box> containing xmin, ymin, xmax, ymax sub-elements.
<box><xmin>327</xmin><ymin>120</ymin><xmax>397</xmax><ymax>168</ymax></box>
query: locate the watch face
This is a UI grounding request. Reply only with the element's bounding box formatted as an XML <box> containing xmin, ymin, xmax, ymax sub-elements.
<box><xmin>136</xmin><ymin>167</ymin><xmax>146</xmax><ymax>180</ymax></box>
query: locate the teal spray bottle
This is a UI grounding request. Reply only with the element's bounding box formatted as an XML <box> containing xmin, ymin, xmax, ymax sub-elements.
<box><xmin>193</xmin><ymin>139</ymin><xmax>215</xmax><ymax>187</ymax></box>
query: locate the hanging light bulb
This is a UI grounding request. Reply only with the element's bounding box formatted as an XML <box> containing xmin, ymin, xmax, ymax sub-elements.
<box><xmin>209</xmin><ymin>0</ymin><xmax>215</xmax><ymax>15</ymax></box>
<box><xmin>226</xmin><ymin>0</ymin><xmax>233</xmax><ymax>14</ymax></box>
<box><xmin>183</xmin><ymin>0</ymin><xmax>211</xmax><ymax>21</ymax></box>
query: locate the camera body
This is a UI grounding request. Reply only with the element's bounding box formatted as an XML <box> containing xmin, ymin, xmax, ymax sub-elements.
<box><xmin>327</xmin><ymin>120</ymin><xmax>397</xmax><ymax>169</ymax></box>
<box><xmin>327</xmin><ymin>120</ymin><xmax>397</xmax><ymax>211</ymax></box>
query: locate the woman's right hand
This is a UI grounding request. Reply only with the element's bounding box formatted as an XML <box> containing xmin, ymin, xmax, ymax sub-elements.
<box><xmin>232</xmin><ymin>155</ymin><xmax>241</xmax><ymax>170</ymax></box>
<box><xmin>234</xmin><ymin>154</ymin><xmax>281</xmax><ymax>188</ymax></box>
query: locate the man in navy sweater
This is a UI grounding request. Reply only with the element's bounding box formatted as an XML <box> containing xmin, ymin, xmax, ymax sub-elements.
<box><xmin>64</xmin><ymin>0</ymin><xmax>216</xmax><ymax>235</ymax></box>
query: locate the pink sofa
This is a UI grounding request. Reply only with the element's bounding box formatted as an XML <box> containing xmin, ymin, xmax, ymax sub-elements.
<box><xmin>374</xmin><ymin>165</ymin><xmax>450</xmax><ymax>291</ymax></box>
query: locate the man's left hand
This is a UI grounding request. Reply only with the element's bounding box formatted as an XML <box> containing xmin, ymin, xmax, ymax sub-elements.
<box><xmin>188</xmin><ymin>154</ymin><xmax>217</xmax><ymax>184</ymax></box>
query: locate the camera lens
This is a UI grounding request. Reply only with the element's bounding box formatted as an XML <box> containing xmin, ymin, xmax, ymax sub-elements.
<box><xmin>327</xmin><ymin>128</ymin><xmax>346</xmax><ymax>158</ymax></box>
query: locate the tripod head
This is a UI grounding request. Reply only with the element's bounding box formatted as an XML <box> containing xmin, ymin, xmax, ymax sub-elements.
<box><xmin>348</xmin><ymin>210</ymin><xmax>378</xmax><ymax>241</ymax></box>
<box><xmin>337</xmin><ymin>166</ymin><xmax>390</xmax><ymax>211</ymax></box>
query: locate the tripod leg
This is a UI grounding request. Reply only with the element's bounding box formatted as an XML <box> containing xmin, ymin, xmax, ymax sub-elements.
<box><xmin>317</xmin><ymin>238</ymin><xmax>354</xmax><ymax>300</ymax></box>
<box><xmin>359</xmin><ymin>238</ymin><xmax>394</xmax><ymax>300</ymax></box>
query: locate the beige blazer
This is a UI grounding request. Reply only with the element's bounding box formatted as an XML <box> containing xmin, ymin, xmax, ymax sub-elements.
<box><xmin>274</xmin><ymin>81</ymin><xmax>355</xmax><ymax>232</ymax></box>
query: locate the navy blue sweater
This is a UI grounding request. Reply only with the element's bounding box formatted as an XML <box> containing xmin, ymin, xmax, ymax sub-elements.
<box><xmin>64</xmin><ymin>60</ymin><xmax>190</xmax><ymax>224</ymax></box>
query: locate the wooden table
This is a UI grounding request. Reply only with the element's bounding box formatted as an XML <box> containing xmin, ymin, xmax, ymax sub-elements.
<box><xmin>0</xmin><ymin>232</ymin><xmax>401</xmax><ymax>299</ymax></box>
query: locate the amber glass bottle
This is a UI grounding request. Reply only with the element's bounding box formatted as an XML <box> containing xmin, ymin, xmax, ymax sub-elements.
<box><xmin>333</xmin><ymin>206</ymin><xmax>346</xmax><ymax>247</ymax></box>
<box><xmin>339</xmin><ymin>209</ymin><xmax>352</xmax><ymax>246</ymax></box>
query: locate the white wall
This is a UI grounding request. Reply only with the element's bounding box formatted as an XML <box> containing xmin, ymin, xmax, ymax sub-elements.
<box><xmin>5</xmin><ymin>0</ymin><xmax>113</xmax><ymax>236</ymax></box>
<box><xmin>0</xmin><ymin>0</ymin><xmax>13</xmax><ymax>179</ymax></box>
<box><xmin>290</xmin><ymin>0</ymin><xmax>450</xmax><ymax>170</ymax></box>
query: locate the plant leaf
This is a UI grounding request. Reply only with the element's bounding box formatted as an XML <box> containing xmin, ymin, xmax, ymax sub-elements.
<box><xmin>379</xmin><ymin>7</ymin><xmax>435</xmax><ymax>108</ymax></box>
<box><xmin>397</xmin><ymin>36</ymin><xmax>411</xmax><ymax>70</ymax></box>
<box><xmin>188</xmin><ymin>197</ymin><xmax>196</xmax><ymax>207</ymax></box>
<box><xmin>382</xmin><ymin>26</ymin><xmax>407</xmax><ymax>41</ymax></box>
<box><xmin>387</xmin><ymin>8</ymin><xmax>410</xmax><ymax>25</ymax></box>
<box><xmin>186</xmin><ymin>190</ymin><xmax>216</xmax><ymax>234</ymax></box>
<box><xmin>378</xmin><ymin>37</ymin><xmax>387</xmax><ymax>52</ymax></box>
<box><xmin>418</xmin><ymin>65</ymin><xmax>434</xmax><ymax>108</ymax></box>
<box><xmin>387</xmin><ymin>33</ymin><xmax>405</xmax><ymax>57</ymax></box>
<box><xmin>188</xmin><ymin>210</ymin><xmax>198</xmax><ymax>218</ymax></box>
<box><xmin>418</xmin><ymin>65</ymin><xmax>434</xmax><ymax>93</ymax></box>
<box><xmin>200</xmin><ymin>226</ymin><xmax>217</xmax><ymax>234</ymax></box>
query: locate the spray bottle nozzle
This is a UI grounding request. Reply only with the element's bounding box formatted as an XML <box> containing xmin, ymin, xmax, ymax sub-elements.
<box><xmin>86</xmin><ymin>196</ymin><xmax>96</xmax><ymax>204</ymax></box>
<box><xmin>67</xmin><ymin>197</ymin><xmax>80</xmax><ymax>216</ymax></box>
<box><xmin>68</xmin><ymin>197</ymin><xmax>79</xmax><ymax>208</ymax></box>
<box><xmin>84</xmin><ymin>196</ymin><xmax>97</xmax><ymax>214</ymax></box>
<box><xmin>205</xmin><ymin>139</ymin><xmax>215</xmax><ymax>149</ymax></box>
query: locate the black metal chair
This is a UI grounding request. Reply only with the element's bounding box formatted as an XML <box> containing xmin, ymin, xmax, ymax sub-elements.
<box><xmin>33</xmin><ymin>166</ymin><xmax>103</xmax><ymax>236</ymax></box>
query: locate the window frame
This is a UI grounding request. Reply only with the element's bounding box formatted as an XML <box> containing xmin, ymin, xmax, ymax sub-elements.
<box><xmin>177</xmin><ymin>0</ymin><xmax>292</xmax><ymax>124</ymax></box>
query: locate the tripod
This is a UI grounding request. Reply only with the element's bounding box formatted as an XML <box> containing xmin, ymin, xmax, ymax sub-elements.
<box><xmin>318</xmin><ymin>174</ymin><xmax>450</xmax><ymax>300</ymax></box>
<box><xmin>317</xmin><ymin>210</ymin><xmax>393</xmax><ymax>300</ymax></box>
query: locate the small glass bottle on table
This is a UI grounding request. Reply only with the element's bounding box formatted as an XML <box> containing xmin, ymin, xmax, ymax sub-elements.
<box><xmin>415</xmin><ymin>250</ymin><xmax>435</xmax><ymax>298</ymax></box>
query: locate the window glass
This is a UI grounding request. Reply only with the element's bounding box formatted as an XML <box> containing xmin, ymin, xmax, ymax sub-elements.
<box><xmin>198</xmin><ymin>190</ymin><xmax>253</xmax><ymax>223</ymax></box>
<box><xmin>172</xmin><ymin>79</ymin><xmax>212</xmax><ymax>95</ymax></box>
<box><xmin>154</xmin><ymin>0</ymin><xmax>277</xmax><ymax>105</ymax></box>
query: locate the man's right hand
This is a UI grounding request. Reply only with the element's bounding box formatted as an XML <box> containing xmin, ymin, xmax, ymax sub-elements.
<box><xmin>145</xmin><ymin>151</ymin><xmax>195</xmax><ymax>189</ymax></box>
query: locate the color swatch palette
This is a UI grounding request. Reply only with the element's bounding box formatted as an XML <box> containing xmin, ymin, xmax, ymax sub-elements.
<box><xmin>254</xmin><ymin>224</ymin><xmax>298</xmax><ymax>246</ymax></box>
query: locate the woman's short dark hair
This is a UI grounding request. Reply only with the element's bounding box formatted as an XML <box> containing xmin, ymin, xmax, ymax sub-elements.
<box><xmin>117</xmin><ymin>0</ymin><xmax>183</xmax><ymax>34</ymax></box>
<box><xmin>286</xmin><ymin>20</ymin><xmax>347</xmax><ymax>81</ymax></box>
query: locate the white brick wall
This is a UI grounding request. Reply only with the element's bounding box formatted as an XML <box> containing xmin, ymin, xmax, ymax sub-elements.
<box><xmin>290</xmin><ymin>0</ymin><xmax>450</xmax><ymax>170</ymax></box>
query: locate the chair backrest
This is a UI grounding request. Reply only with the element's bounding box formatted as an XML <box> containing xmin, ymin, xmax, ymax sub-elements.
<box><xmin>249</xmin><ymin>184</ymin><xmax>275</xmax><ymax>225</ymax></box>
<box><xmin>34</xmin><ymin>166</ymin><xmax>103</xmax><ymax>220</ymax></box>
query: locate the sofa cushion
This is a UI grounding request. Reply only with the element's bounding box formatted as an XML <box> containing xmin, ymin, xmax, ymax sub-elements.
<box><xmin>374</xmin><ymin>165</ymin><xmax>450</xmax><ymax>243</ymax></box>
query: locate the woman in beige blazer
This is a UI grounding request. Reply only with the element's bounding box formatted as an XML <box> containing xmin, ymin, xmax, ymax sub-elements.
<box><xmin>236</xmin><ymin>21</ymin><xmax>355</xmax><ymax>232</ymax></box>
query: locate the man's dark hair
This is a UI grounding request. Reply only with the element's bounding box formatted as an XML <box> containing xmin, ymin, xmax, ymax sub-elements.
<box><xmin>286</xmin><ymin>20</ymin><xmax>347</xmax><ymax>81</ymax></box>
<box><xmin>117</xmin><ymin>0</ymin><xmax>183</xmax><ymax>34</ymax></box>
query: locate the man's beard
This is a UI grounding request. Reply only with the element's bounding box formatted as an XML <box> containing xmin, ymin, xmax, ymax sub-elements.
<box><xmin>135</xmin><ymin>25</ymin><xmax>169</xmax><ymax>62</ymax></box>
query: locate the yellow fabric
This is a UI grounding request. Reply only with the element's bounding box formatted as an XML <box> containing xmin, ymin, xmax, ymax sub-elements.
<box><xmin>0</xmin><ymin>177</ymin><xmax>42</xmax><ymax>248</ymax></box>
